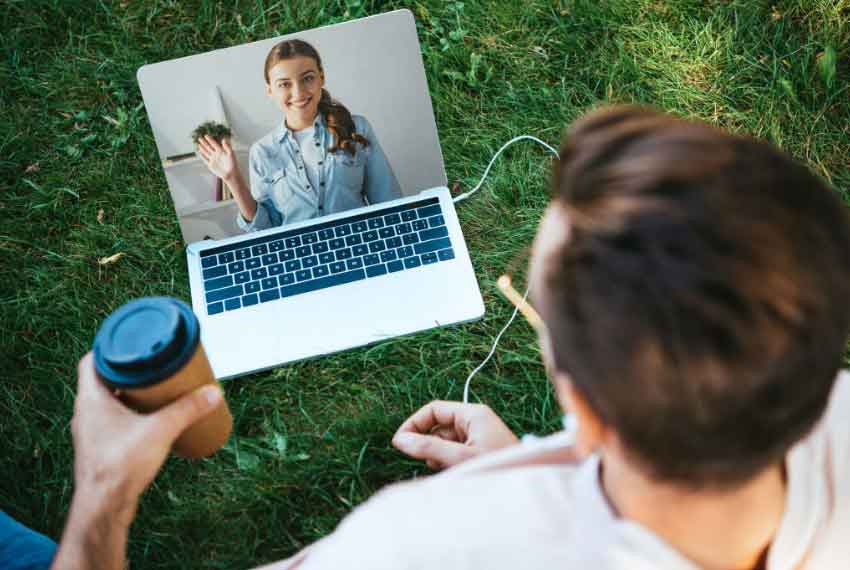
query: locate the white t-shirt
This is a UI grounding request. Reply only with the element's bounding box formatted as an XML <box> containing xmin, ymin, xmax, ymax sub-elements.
<box><xmin>269</xmin><ymin>373</ymin><xmax>850</xmax><ymax>569</ymax></box>
<box><xmin>292</xmin><ymin>127</ymin><xmax>321</xmax><ymax>194</ymax></box>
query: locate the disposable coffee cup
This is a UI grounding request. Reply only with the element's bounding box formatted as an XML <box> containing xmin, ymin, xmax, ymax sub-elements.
<box><xmin>93</xmin><ymin>297</ymin><xmax>232</xmax><ymax>459</ymax></box>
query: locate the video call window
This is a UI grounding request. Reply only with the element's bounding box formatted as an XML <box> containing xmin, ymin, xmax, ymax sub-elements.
<box><xmin>138</xmin><ymin>10</ymin><xmax>446</xmax><ymax>244</ymax></box>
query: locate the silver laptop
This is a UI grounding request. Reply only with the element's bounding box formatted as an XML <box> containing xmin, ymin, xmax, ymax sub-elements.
<box><xmin>137</xmin><ymin>11</ymin><xmax>484</xmax><ymax>379</ymax></box>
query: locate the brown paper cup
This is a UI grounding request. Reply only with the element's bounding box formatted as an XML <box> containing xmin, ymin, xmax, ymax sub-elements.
<box><xmin>119</xmin><ymin>343</ymin><xmax>232</xmax><ymax>459</ymax></box>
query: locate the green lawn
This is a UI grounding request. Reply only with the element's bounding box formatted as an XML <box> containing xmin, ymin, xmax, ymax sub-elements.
<box><xmin>1</xmin><ymin>0</ymin><xmax>848</xmax><ymax>567</ymax></box>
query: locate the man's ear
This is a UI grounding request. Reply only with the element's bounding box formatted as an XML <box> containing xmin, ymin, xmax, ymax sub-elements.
<box><xmin>266</xmin><ymin>83</ymin><xmax>272</xmax><ymax>98</ymax></box>
<box><xmin>551</xmin><ymin>371</ymin><xmax>608</xmax><ymax>456</ymax></box>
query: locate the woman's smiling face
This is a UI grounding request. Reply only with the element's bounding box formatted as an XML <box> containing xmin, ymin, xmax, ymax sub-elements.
<box><xmin>266</xmin><ymin>56</ymin><xmax>324</xmax><ymax>129</ymax></box>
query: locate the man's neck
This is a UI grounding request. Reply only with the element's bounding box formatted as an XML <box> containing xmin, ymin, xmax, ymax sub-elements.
<box><xmin>600</xmin><ymin>453</ymin><xmax>786</xmax><ymax>570</ymax></box>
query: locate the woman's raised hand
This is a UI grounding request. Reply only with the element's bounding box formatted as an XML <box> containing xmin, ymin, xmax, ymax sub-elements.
<box><xmin>197</xmin><ymin>135</ymin><xmax>237</xmax><ymax>182</ymax></box>
<box><xmin>392</xmin><ymin>401</ymin><xmax>518</xmax><ymax>470</ymax></box>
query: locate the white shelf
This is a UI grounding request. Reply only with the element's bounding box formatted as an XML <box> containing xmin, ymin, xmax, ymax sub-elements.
<box><xmin>177</xmin><ymin>199</ymin><xmax>237</xmax><ymax>218</ymax></box>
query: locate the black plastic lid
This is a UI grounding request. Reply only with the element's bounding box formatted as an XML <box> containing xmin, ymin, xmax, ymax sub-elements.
<box><xmin>93</xmin><ymin>297</ymin><xmax>200</xmax><ymax>388</ymax></box>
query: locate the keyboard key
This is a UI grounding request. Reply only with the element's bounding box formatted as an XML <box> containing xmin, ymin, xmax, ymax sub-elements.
<box><xmin>319</xmin><ymin>252</ymin><xmax>335</xmax><ymax>264</ymax></box>
<box><xmin>242</xmin><ymin>293</ymin><xmax>259</xmax><ymax>307</ymax></box>
<box><xmin>206</xmin><ymin>285</ymin><xmax>243</xmax><ymax>304</ymax></box>
<box><xmin>368</xmin><ymin>217</ymin><xmax>384</xmax><ymax>229</ymax></box>
<box><xmin>262</xmin><ymin>277</ymin><xmax>278</xmax><ymax>290</ymax></box>
<box><xmin>352</xmin><ymin>244</ymin><xmax>369</xmax><ymax>256</ymax></box>
<box><xmin>438</xmin><ymin>248</ymin><xmax>455</xmax><ymax>261</ymax></box>
<box><xmin>203</xmin><ymin>265</ymin><xmax>227</xmax><ymax>280</ymax></box>
<box><xmin>397</xmin><ymin>246</ymin><xmax>414</xmax><ymax>258</ymax></box>
<box><xmin>334</xmin><ymin>224</ymin><xmax>352</xmax><ymax>237</ymax></box>
<box><xmin>351</xmin><ymin>221</ymin><xmax>367</xmax><ymax>232</ymax></box>
<box><xmin>380</xmin><ymin>250</ymin><xmax>397</xmax><ymax>263</ymax></box>
<box><xmin>296</xmin><ymin>269</ymin><xmax>312</xmax><ymax>282</ymax></box>
<box><xmin>279</xmin><ymin>273</ymin><xmax>295</xmax><ymax>286</ymax></box>
<box><xmin>401</xmin><ymin>210</ymin><xmax>417</xmax><ymax>221</ymax></box>
<box><xmin>346</xmin><ymin>258</ymin><xmax>363</xmax><ymax>270</ymax></box>
<box><xmin>414</xmin><ymin>237</ymin><xmax>452</xmax><ymax>255</ymax></box>
<box><xmin>417</xmin><ymin>204</ymin><xmax>441</xmax><ymax>218</ymax></box>
<box><xmin>296</xmin><ymin>245</ymin><xmax>311</xmax><ymax>257</ymax></box>
<box><xmin>285</xmin><ymin>236</ymin><xmax>301</xmax><ymax>248</ymax></box>
<box><xmin>318</xmin><ymin>228</ymin><xmax>334</xmax><ymax>240</ymax></box>
<box><xmin>402</xmin><ymin>233</ymin><xmax>419</xmax><ymax>245</ymax></box>
<box><xmin>302</xmin><ymin>255</ymin><xmax>319</xmax><ymax>268</ymax></box>
<box><xmin>246</xmin><ymin>258</ymin><xmax>261</xmax><ymax>269</ymax></box>
<box><xmin>269</xmin><ymin>240</ymin><xmax>284</xmax><ymax>252</ymax></box>
<box><xmin>201</xmin><ymin>256</ymin><xmax>217</xmax><ymax>268</ymax></box>
<box><xmin>335</xmin><ymin>248</ymin><xmax>352</xmax><ymax>260</ymax></box>
<box><xmin>312</xmin><ymin>242</ymin><xmax>329</xmax><ymax>254</ymax></box>
<box><xmin>421</xmin><ymin>252</ymin><xmax>438</xmax><ymax>264</ymax></box>
<box><xmin>279</xmin><ymin>250</ymin><xmax>295</xmax><ymax>261</ymax></box>
<box><xmin>207</xmin><ymin>302</ymin><xmax>223</xmax><ymax>315</ymax></box>
<box><xmin>330</xmin><ymin>261</ymin><xmax>346</xmax><ymax>273</ymax></box>
<box><xmin>302</xmin><ymin>232</ymin><xmax>318</xmax><ymax>244</ymax></box>
<box><xmin>225</xmin><ymin>298</ymin><xmax>241</xmax><ymax>311</ymax></box>
<box><xmin>262</xmin><ymin>253</ymin><xmax>278</xmax><ymax>265</ymax></box>
<box><xmin>268</xmin><ymin>263</ymin><xmax>284</xmax><ymax>276</ymax></box>
<box><xmin>345</xmin><ymin>234</ymin><xmax>362</xmax><ymax>246</ymax></box>
<box><xmin>228</xmin><ymin>260</ymin><xmax>245</xmax><ymax>273</ymax></box>
<box><xmin>428</xmin><ymin>215</ymin><xmax>445</xmax><ymax>228</ymax></box>
<box><xmin>234</xmin><ymin>271</ymin><xmax>251</xmax><ymax>284</ymax></box>
<box><xmin>280</xmin><ymin>269</ymin><xmax>366</xmax><ymax>298</ymax></box>
<box><xmin>260</xmin><ymin>288</ymin><xmax>280</xmax><ymax>303</ymax></box>
<box><xmin>285</xmin><ymin>259</ymin><xmax>301</xmax><ymax>272</ymax></box>
<box><xmin>236</xmin><ymin>248</ymin><xmax>251</xmax><ymax>260</ymax></box>
<box><xmin>366</xmin><ymin>263</ymin><xmax>387</xmax><ymax>278</ymax></box>
<box><xmin>385</xmin><ymin>213</ymin><xmax>401</xmax><ymax>225</ymax></box>
<box><xmin>396</xmin><ymin>222</ymin><xmax>412</xmax><ymax>234</ymax></box>
<box><xmin>204</xmin><ymin>275</ymin><xmax>233</xmax><ymax>291</ymax></box>
<box><xmin>329</xmin><ymin>238</ymin><xmax>345</xmax><ymax>250</ymax></box>
<box><xmin>313</xmin><ymin>264</ymin><xmax>330</xmax><ymax>277</ymax></box>
<box><xmin>387</xmin><ymin>260</ymin><xmax>404</xmax><ymax>272</ymax></box>
<box><xmin>413</xmin><ymin>219</ymin><xmax>428</xmax><ymax>231</ymax></box>
<box><xmin>252</xmin><ymin>244</ymin><xmax>268</xmax><ymax>256</ymax></box>
<box><xmin>219</xmin><ymin>252</ymin><xmax>234</xmax><ymax>264</ymax></box>
<box><xmin>364</xmin><ymin>254</ymin><xmax>380</xmax><ymax>266</ymax></box>
<box><xmin>251</xmin><ymin>267</ymin><xmax>268</xmax><ymax>280</ymax></box>
<box><xmin>368</xmin><ymin>241</ymin><xmax>386</xmax><ymax>253</ymax></box>
<box><xmin>420</xmin><ymin>225</ymin><xmax>449</xmax><ymax>241</ymax></box>
<box><xmin>379</xmin><ymin>227</ymin><xmax>395</xmax><ymax>238</ymax></box>
<box><xmin>386</xmin><ymin>237</ymin><xmax>402</xmax><ymax>248</ymax></box>
<box><xmin>245</xmin><ymin>281</ymin><xmax>261</xmax><ymax>294</ymax></box>
<box><xmin>363</xmin><ymin>230</ymin><xmax>379</xmax><ymax>242</ymax></box>
<box><xmin>403</xmin><ymin>256</ymin><xmax>422</xmax><ymax>269</ymax></box>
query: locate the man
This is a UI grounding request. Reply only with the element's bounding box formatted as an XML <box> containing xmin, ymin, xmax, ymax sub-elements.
<box><xmin>53</xmin><ymin>107</ymin><xmax>850</xmax><ymax>569</ymax></box>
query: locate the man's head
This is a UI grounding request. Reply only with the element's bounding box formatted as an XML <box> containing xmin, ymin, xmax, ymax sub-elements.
<box><xmin>530</xmin><ymin>106</ymin><xmax>850</xmax><ymax>488</ymax></box>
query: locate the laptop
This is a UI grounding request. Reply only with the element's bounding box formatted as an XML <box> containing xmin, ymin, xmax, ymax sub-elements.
<box><xmin>137</xmin><ymin>11</ymin><xmax>484</xmax><ymax>379</ymax></box>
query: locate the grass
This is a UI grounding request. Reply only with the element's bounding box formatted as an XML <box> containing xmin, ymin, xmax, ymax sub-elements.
<box><xmin>1</xmin><ymin>0</ymin><xmax>848</xmax><ymax>567</ymax></box>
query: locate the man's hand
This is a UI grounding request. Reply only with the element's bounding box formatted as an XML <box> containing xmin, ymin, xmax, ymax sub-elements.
<box><xmin>392</xmin><ymin>401</ymin><xmax>518</xmax><ymax>470</ymax></box>
<box><xmin>70</xmin><ymin>352</ymin><xmax>223</xmax><ymax>521</ymax></box>
<box><xmin>52</xmin><ymin>354</ymin><xmax>223</xmax><ymax>570</ymax></box>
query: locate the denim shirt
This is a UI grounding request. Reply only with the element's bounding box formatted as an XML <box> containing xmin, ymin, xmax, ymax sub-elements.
<box><xmin>237</xmin><ymin>114</ymin><xmax>402</xmax><ymax>232</ymax></box>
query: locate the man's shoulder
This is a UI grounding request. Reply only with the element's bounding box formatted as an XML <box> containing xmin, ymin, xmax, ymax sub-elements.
<box><xmin>299</xmin><ymin>460</ymin><xmax>584</xmax><ymax>569</ymax></box>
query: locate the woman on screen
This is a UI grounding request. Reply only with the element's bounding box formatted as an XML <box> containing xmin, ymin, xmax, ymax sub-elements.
<box><xmin>196</xmin><ymin>39</ymin><xmax>402</xmax><ymax>232</ymax></box>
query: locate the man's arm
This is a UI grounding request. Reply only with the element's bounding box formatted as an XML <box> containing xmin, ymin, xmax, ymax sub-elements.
<box><xmin>51</xmin><ymin>354</ymin><xmax>223</xmax><ymax>570</ymax></box>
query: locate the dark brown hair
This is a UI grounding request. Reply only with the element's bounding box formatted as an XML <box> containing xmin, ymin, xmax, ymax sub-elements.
<box><xmin>264</xmin><ymin>39</ymin><xmax>368</xmax><ymax>156</ymax></box>
<box><xmin>540</xmin><ymin>106</ymin><xmax>850</xmax><ymax>488</ymax></box>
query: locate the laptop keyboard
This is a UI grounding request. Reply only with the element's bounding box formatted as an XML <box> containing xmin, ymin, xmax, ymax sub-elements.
<box><xmin>199</xmin><ymin>197</ymin><xmax>456</xmax><ymax>316</ymax></box>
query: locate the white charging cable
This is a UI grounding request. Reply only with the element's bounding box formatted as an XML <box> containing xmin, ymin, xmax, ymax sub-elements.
<box><xmin>452</xmin><ymin>135</ymin><xmax>559</xmax><ymax>205</ymax></box>
<box><xmin>456</xmin><ymin>135</ymin><xmax>560</xmax><ymax>404</ymax></box>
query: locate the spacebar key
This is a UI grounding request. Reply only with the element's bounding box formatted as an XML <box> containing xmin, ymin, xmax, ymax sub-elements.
<box><xmin>280</xmin><ymin>269</ymin><xmax>366</xmax><ymax>297</ymax></box>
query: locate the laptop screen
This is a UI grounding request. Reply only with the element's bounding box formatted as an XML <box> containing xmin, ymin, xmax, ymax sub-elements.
<box><xmin>137</xmin><ymin>10</ymin><xmax>447</xmax><ymax>244</ymax></box>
